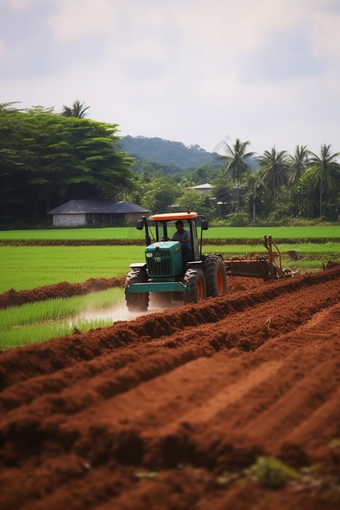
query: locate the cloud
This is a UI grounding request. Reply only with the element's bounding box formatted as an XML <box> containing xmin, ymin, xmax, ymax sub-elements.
<box><xmin>48</xmin><ymin>0</ymin><xmax>117</xmax><ymax>42</ymax></box>
<box><xmin>1</xmin><ymin>0</ymin><xmax>33</xmax><ymax>10</ymax></box>
<box><xmin>240</xmin><ymin>30</ymin><xmax>325</xmax><ymax>82</ymax></box>
<box><xmin>0</xmin><ymin>0</ymin><xmax>339</xmax><ymax>156</ymax></box>
<box><xmin>311</xmin><ymin>10</ymin><xmax>340</xmax><ymax>59</ymax></box>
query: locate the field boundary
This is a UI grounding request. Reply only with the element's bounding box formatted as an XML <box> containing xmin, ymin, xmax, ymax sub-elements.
<box><xmin>2</xmin><ymin>237</ymin><xmax>340</xmax><ymax>246</ymax></box>
<box><xmin>0</xmin><ymin>277</ymin><xmax>125</xmax><ymax>310</ymax></box>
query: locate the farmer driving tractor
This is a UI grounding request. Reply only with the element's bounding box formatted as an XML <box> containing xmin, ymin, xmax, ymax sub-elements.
<box><xmin>172</xmin><ymin>220</ymin><xmax>192</xmax><ymax>264</ymax></box>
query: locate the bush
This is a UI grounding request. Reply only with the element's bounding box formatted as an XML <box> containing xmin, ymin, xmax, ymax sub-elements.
<box><xmin>226</xmin><ymin>212</ymin><xmax>250</xmax><ymax>227</ymax></box>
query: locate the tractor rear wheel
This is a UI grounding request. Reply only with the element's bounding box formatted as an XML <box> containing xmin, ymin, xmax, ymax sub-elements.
<box><xmin>125</xmin><ymin>267</ymin><xmax>150</xmax><ymax>312</ymax></box>
<box><xmin>184</xmin><ymin>268</ymin><xmax>207</xmax><ymax>304</ymax></box>
<box><xmin>203</xmin><ymin>255</ymin><xmax>227</xmax><ymax>297</ymax></box>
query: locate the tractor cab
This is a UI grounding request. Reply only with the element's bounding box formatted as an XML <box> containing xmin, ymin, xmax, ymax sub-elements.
<box><xmin>137</xmin><ymin>212</ymin><xmax>208</xmax><ymax>267</ymax></box>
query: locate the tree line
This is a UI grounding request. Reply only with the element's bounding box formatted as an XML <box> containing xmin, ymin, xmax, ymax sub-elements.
<box><xmin>122</xmin><ymin>138</ymin><xmax>340</xmax><ymax>224</ymax></box>
<box><xmin>1</xmin><ymin>101</ymin><xmax>340</xmax><ymax>226</ymax></box>
<box><xmin>216</xmin><ymin>139</ymin><xmax>340</xmax><ymax>223</ymax></box>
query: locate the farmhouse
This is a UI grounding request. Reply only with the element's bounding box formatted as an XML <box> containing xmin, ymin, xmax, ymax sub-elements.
<box><xmin>48</xmin><ymin>200</ymin><xmax>150</xmax><ymax>227</ymax></box>
<box><xmin>185</xmin><ymin>183</ymin><xmax>212</xmax><ymax>195</ymax></box>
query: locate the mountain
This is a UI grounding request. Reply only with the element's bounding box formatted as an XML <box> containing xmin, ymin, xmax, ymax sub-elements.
<box><xmin>120</xmin><ymin>135</ymin><xmax>217</xmax><ymax>169</ymax></box>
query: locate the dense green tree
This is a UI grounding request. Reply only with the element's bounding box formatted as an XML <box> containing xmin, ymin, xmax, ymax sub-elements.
<box><xmin>242</xmin><ymin>173</ymin><xmax>263</xmax><ymax>222</ymax></box>
<box><xmin>141</xmin><ymin>177</ymin><xmax>180</xmax><ymax>214</ymax></box>
<box><xmin>291</xmin><ymin>176</ymin><xmax>318</xmax><ymax>218</ymax></box>
<box><xmin>209</xmin><ymin>174</ymin><xmax>233</xmax><ymax>218</ymax></box>
<box><xmin>139</xmin><ymin>162</ymin><xmax>166</xmax><ymax>179</ymax></box>
<box><xmin>62</xmin><ymin>100</ymin><xmax>90</xmax><ymax>118</ymax></box>
<box><xmin>220</xmin><ymin>139</ymin><xmax>255</xmax><ymax>211</ymax></box>
<box><xmin>258</xmin><ymin>148</ymin><xmax>290</xmax><ymax>218</ymax></box>
<box><xmin>0</xmin><ymin>102</ymin><xmax>21</xmax><ymax>112</ymax></box>
<box><xmin>0</xmin><ymin>108</ymin><xmax>34</xmax><ymax>218</ymax></box>
<box><xmin>189</xmin><ymin>162</ymin><xmax>223</xmax><ymax>185</ymax></box>
<box><xmin>305</xmin><ymin>144</ymin><xmax>340</xmax><ymax>218</ymax></box>
<box><xmin>176</xmin><ymin>189</ymin><xmax>204</xmax><ymax>213</ymax></box>
<box><xmin>0</xmin><ymin>108</ymin><xmax>134</xmax><ymax>221</ymax></box>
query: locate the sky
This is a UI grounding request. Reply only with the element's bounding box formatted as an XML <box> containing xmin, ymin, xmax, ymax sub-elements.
<box><xmin>1</xmin><ymin>0</ymin><xmax>340</xmax><ymax>157</ymax></box>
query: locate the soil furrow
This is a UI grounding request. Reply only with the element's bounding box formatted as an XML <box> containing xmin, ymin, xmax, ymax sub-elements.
<box><xmin>1</xmin><ymin>267</ymin><xmax>340</xmax><ymax>510</ymax></box>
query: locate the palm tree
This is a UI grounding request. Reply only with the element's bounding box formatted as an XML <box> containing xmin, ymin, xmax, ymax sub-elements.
<box><xmin>288</xmin><ymin>144</ymin><xmax>309</xmax><ymax>186</ymax></box>
<box><xmin>305</xmin><ymin>144</ymin><xmax>340</xmax><ymax>218</ymax></box>
<box><xmin>258</xmin><ymin>147</ymin><xmax>290</xmax><ymax>218</ymax></box>
<box><xmin>62</xmin><ymin>100</ymin><xmax>90</xmax><ymax>118</ymax></box>
<box><xmin>243</xmin><ymin>173</ymin><xmax>261</xmax><ymax>222</ymax></box>
<box><xmin>221</xmin><ymin>138</ymin><xmax>255</xmax><ymax>211</ymax></box>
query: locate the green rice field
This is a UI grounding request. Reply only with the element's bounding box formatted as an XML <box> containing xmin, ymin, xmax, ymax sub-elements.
<box><xmin>0</xmin><ymin>288</ymin><xmax>124</xmax><ymax>350</ymax></box>
<box><xmin>0</xmin><ymin>227</ymin><xmax>145</xmax><ymax>241</ymax></box>
<box><xmin>1</xmin><ymin>225</ymin><xmax>340</xmax><ymax>241</ymax></box>
<box><xmin>1</xmin><ymin>226</ymin><xmax>340</xmax><ymax>349</ymax></box>
<box><xmin>0</xmin><ymin>245</ymin><xmax>142</xmax><ymax>293</ymax></box>
<box><xmin>1</xmin><ymin>241</ymin><xmax>340</xmax><ymax>294</ymax></box>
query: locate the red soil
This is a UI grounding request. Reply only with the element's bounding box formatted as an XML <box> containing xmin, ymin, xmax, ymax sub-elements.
<box><xmin>0</xmin><ymin>278</ymin><xmax>125</xmax><ymax>309</ymax></box>
<box><xmin>0</xmin><ymin>274</ymin><xmax>260</xmax><ymax>310</ymax></box>
<box><xmin>1</xmin><ymin>267</ymin><xmax>340</xmax><ymax>509</ymax></box>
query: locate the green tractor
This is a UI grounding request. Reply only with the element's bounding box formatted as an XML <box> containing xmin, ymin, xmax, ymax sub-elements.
<box><xmin>124</xmin><ymin>211</ymin><xmax>227</xmax><ymax>312</ymax></box>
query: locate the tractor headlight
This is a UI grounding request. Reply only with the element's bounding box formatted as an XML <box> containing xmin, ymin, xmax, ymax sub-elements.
<box><xmin>146</xmin><ymin>252</ymin><xmax>153</xmax><ymax>258</ymax></box>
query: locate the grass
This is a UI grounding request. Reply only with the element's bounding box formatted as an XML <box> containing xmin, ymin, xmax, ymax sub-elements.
<box><xmin>1</xmin><ymin>225</ymin><xmax>340</xmax><ymax>241</ymax></box>
<box><xmin>0</xmin><ymin>227</ymin><xmax>146</xmax><ymax>241</ymax></box>
<box><xmin>0</xmin><ymin>245</ymin><xmax>145</xmax><ymax>293</ymax></box>
<box><xmin>207</xmin><ymin>242</ymin><xmax>340</xmax><ymax>267</ymax></box>
<box><xmin>0</xmin><ymin>287</ymin><xmax>124</xmax><ymax>350</ymax></box>
<box><xmin>210</xmin><ymin>225</ymin><xmax>340</xmax><ymax>240</ymax></box>
<box><xmin>1</xmin><ymin>242</ymin><xmax>339</xmax><ymax>294</ymax></box>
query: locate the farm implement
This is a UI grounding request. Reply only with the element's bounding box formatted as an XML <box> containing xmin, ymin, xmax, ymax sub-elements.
<box><xmin>124</xmin><ymin>209</ymin><xmax>299</xmax><ymax>311</ymax></box>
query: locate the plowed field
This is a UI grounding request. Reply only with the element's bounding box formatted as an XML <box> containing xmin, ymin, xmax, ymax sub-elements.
<box><xmin>1</xmin><ymin>267</ymin><xmax>340</xmax><ymax>509</ymax></box>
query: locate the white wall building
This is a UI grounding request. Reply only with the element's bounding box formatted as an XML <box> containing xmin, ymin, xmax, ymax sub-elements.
<box><xmin>48</xmin><ymin>200</ymin><xmax>150</xmax><ymax>227</ymax></box>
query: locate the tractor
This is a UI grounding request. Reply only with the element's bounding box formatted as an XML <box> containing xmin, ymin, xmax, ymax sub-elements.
<box><xmin>124</xmin><ymin>210</ymin><xmax>227</xmax><ymax>311</ymax></box>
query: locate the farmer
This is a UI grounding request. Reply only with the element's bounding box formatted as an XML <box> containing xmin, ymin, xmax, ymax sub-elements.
<box><xmin>172</xmin><ymin>220</ymin><xmax>192</xmax><ymax>264</ymax></box>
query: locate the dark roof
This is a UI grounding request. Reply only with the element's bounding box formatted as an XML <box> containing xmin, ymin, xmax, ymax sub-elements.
<box><xmin>48</xmin><ymin>200</ymin><xmax>150</xmax><ymax>215</ymax></box>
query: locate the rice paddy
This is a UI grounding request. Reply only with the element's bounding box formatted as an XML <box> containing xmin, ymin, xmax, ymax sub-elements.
<box><xmin>0</xmin><ymin>245</ymin><xmax>145</xmax><ymax>293</ymax></box>
<box><xmin>1</xmin><ymin>226</ymin><xmax>340</xmax><ymax>350</ymax></box>
<box><xmin>1</xmin><ymin>225</ymin><xmax>340</xmax><ymax>241</ymax></box>
<box><xmin>0</xmin><ymin>287</ymin><xmax>124</xmax><ymax>350</ymax></box>
<box><xmin>1</xmin><ymin>242</ymin><xmax>339</xmax><ymax>294</ymax></box>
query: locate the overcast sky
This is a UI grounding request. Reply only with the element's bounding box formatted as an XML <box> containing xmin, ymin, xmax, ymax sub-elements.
<box><xmin>1</xmin><ymin>0</ymin><xmax>340</xmax><ymax>156</ymax></box>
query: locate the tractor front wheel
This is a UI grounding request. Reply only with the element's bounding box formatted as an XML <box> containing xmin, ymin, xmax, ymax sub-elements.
<box><xmin>184</xmin><ymin>268</ymin><xmax>207</xmax><ymax>304</ymax></box>
<box><xmin>125</xmin><ymin>267</ymin><xmax>150</xmax><ymax>312</ymax></box>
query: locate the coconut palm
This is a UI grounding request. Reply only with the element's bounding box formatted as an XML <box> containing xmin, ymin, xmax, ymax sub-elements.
<box><xmin>221</xmin><ymin>138</ymin><xmax>255</xmax><ymax>211</ymax></box>
<box><xmin>305</xmin><ymin>144</ymin><xmax>340</xmax><ymax>218</ymax></box>
<box><xmin>243</xmin><ymin>172</ymin><xmax>262</xmax><ymax>222</ymax></box>
<box><xmin>258</xmin><ymin>147</ymin><xmax>290</xmax><ymax>218</ymax></box>
<box><xmin>288</xmin><ymin>144</ymin><xmax>309</xmax><ymax>186</ymax></box>
<box><xmin>62</xmin><ymin>100</ymin><xmax>90</xmax><ymax>118</ymax></box>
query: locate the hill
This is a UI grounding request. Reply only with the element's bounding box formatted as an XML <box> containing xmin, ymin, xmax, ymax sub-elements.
<box><xmin>120</xmin><ymin>135</ymin><xmax>217</xmax><ymax>169</ymax></box>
